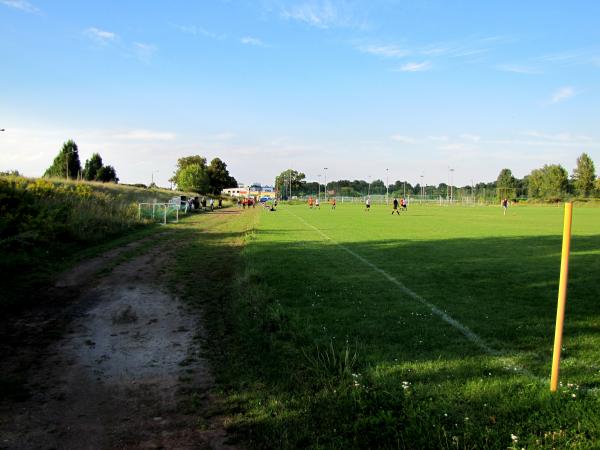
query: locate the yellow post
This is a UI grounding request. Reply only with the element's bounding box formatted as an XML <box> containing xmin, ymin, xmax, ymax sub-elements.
<box><xmin>550</xmin><ymin>202</ymin><xmax>573</xmax><ymax>392</ymax></box>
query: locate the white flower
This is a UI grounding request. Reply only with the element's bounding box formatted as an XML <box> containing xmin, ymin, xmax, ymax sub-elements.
<box><xmin>511</xmin><ymin>434</ymin><xmax>518</xmax><ymax>442</ymax></box>
<box><xmin>572</xmin><ymin>393</ymin><xmax>577</xmax><ymax>398</ymax></box>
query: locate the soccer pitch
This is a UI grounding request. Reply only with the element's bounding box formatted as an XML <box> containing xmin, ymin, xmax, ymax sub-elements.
<box><xmin>230</xmin><ymin>202</ymin><xmax>600</xmax><ymax>448</ymax></box>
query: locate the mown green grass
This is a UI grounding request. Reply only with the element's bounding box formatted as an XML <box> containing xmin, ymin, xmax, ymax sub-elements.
<box><xmin>180</xmin><ymin>203</ymin><xmax>600</xmax><ymax>449</ymax></box>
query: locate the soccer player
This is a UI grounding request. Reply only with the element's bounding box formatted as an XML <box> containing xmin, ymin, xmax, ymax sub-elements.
<box><xmin>392</xmin><ymin>197</ymin><xmax>400</xmax><ymax>215</ymax></box>
<box><xmin>502</xmin><ymin>198</ymin><xmax>508</xmax><ymax>215</ymax></box>
<box><xmin>331</xmin><ymin>197</ymin><xmax>336</xmax><ymax>210</ymax></box>
<box><xmin>308</xmin><ymin>196</ymin><xmax>313</xmax><ymax>208</ymax></box>
<box><xmin>401</xmin><ymin>197</ymin><xmax>408</xmax><ymax>212</ymax></box>
<box><xmin>315</xmin><ymin>197</ymin><xmax>320</xmax><ymax>209</ymax></box>
<box><xmin>365</xmin><ymin>196</ymin><xmax>371</xmax><ymax>211</ymax></box>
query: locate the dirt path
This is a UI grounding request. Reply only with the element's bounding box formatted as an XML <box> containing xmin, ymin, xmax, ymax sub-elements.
<box><xmin>1</xmin><ymin>235</ymin><xmax>234</xmax><ymax>449</ymax></box>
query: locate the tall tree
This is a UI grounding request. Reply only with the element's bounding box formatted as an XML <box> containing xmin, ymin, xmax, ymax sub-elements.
<box><xmin>496</xmin><ymin>168</ymin><xmax>516</xmax><ymax>188</ymax></box>
<box><xmin>275</xmin><ymin>169</ymin><xmax>306</xmax><ymax>197</ymax></box>
<box><xmin>528</xmin><ymin>164</ymin><xmax>568</xmax><ymax>199</ymax></box>
<box><xmin>207</xmin><ymin>157</ymin><xmax>236</xmax><ymax>195</ymax></box>
<box><xmin>170</xmin><ymin>155</ymin><xmax>207</xmax><ymax>184</ymax></box>
<box><xmin>176</xmin><ymin>163</ymin><xmax>209</xmax><ymax>193</ymax></box>
<box><xmin>44</xmin><ymin>140</ymin><xmax>81</xmax><ymax>179</ymax></box>
<box><xmin>572</xmin><ymin>152</ymin><xmax>596</xmax><ymax>197</ymax></box>
<box><xmin>83</xmin><ymin>153</ymin><xmax>103</xmax><ymax>181</ymax></box>
<box><xmin>96</xmin><ymin>165</ymin><xmax>119</xmax><ymax>183</ymax></box>
<box><xmin>496</xmin><ymin>168</ymin><xmax>517</xmax><ymax>198</ymax></box>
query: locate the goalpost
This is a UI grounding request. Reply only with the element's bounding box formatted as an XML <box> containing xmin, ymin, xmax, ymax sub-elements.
<box><xmin>138</xmin><ymin>202</ymin><xmax>180</xmax><ymax>224</ymax></box>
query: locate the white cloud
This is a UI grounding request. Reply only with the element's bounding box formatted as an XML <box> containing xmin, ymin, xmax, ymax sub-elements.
<box><xmin>390</xmin><ymin>135</ymin><xmax>417</xmax><ymax>144</ymax></box>
<box><xmin>358</xmin><ymin>44</ymin><xmax>409</xmax><ymax>58</ymax></box>
<box><xmin>84</xmin><ymin>27</ymin><xmax>118</xmax><ymax>45</ymax></box>
<box><xmin>397</xmin><ymin>61</ymin><xmax>431</xmax><ymax>72</ymax></box>
<box><xmin>113</xmin><ymin>129</ymin><xmax>176</xmax><ymax>141</ymax></box>
<box><xmin>133</xmin><ymin>42</ymin><xmax>157</xmax><ymax>63</ymax></box>
<box><xmin>460</xmin><ymin>133</ymin><xmax>481</xmax><ymax>142</ymax></box>
<box><xmin>241</xmin><ymin>36</ymin><xmax>265</xmax><ymax>46</ymax></box>
<box><xmin>427</xmin><ymin>135</ymin><xmax>449</xmax><ymax>142</ymax></box>
<box><xmin>1</xmin><ymin>0</ymin><xmax>39</xmax><ymax>13</ymax></box>
<box><xmin>550</xmin><ymin>86</ymin><xmax>576</xmax><ymax>104</ymax></box>
<box><xmin>496</xmin><ymin>64</ymin><xmax>541</xmax><ymax>74</ymax></box>
<box><xmin>439</xmin><ymin>143</ymin><xmax>470</xmax><ymax>151</ymax></box>
<box><xmin>171</xmin><ymin>23</ymin><xmax>225</xmax><ymax>40</ymax></box>
<box><xmin>281</xmin><ymin>1</ymin><xmax>364</xmax><ymax>29</ymax></box>
<box><xmin>521</xmin><ymin>131</ymin><xmax>592</xmax><ymax>143</ymax></box>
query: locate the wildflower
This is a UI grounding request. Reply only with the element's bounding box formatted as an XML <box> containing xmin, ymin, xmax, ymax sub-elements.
<box><xmin>572</xmin><ymin>393</ymin><xmax>577</xmax><ymax>398</ymax></box>
<box><xmin>511</xmin><ymin>434</ymin><xmax>518</xmax><ymax>442</ymax></box>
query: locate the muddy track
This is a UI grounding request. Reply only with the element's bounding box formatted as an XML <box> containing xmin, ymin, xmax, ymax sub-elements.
<box><xmin>0</xmin><ymin>233</ymin><xmax>235</xmax><ymax>449</ymax></box>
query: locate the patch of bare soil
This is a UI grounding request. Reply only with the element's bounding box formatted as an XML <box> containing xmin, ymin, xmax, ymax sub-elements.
<box><xmin>0</xmin><ymin>237</ymin><xmax>237</xmax><ymax>449</ymax></box>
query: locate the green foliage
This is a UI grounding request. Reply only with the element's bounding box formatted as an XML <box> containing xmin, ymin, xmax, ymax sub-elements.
<box><xmin>83</xmin><ymin>153</ymin><xmax>103</xmax><ymax>181</ymax></box>
<box><xmin>496</xmin><ymin>168</ymin><xmax>516</xmax><ymax>187</ymax></box>
<box><xmin>528</xmin><ymin>164</ymin><xmax>569</xmax><ymax>199</ymax></box>
<box><xmin>177</xmin><ymin>163</ymin><xmax>209</xmax><ymax>193</ymax></box>
<box><xmin>0</xmin><ymin>170</ymin><xmax>20</xmax><ymax>177</ymax></box>
<box><xmin>572</xmin><ymin>152</ymin><xmax>596</xmax><ymax>197</ymax></box>
<box><xmin>170</xmin><ymin>155</ymin><xmax>207</xmax><ymax>184</ymax></box>
<box><xmin>171</xmin><ymin>155</ymin><xmax>236</xmax><ymax>194</ymax></box>
<box><xmin>44</xmin><ymin>140</ymin><xmax>81</xmax><ymax>179</ymax></box>
<box><xmin>274</xmin><ymin>169</ymin><xmax>306</xmax><ymax>197</ymax></box>
<box><xmin>96</xmin><ymin>165</ymin><xmax>118</xmax><ymax>183</ymax></box>
<box><xmin>207</xmin><ymin>157</ymin><xmax>237</xmax><ymax>194</ymax></box>
<box><xmin>0</xmin><ymin>176</ymin><xmax>186</xmax><ymax>309</ymax></box>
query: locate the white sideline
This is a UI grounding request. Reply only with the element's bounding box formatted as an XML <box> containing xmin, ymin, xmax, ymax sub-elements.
<box><xmin>288</xmin><ymin>210</ymin><xmax>499</xmax><ymax>356</ymax></box>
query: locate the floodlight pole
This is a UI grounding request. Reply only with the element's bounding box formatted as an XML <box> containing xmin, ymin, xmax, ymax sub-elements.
<box><xmin>386</xmin><ymin>168</ymin><xmax>389</xmax><ymax>205</ymax></box>
<box><xmin>151</xmin><ymin>170</ymin><xmax>159</xmax><ymax>186</ymax></box>
<box><xmin>324</xmin><ymin>167</ymin><xmax>328</xmax><ymax>201</ymax></box>
<box><xmin>368</xmin><ymin>175</ymin><xmax>371</xmax><ymax>196</ymax></box>
<box><xmin>450</xmin><ymin>168</ymin><xmax>455</xmax><ymax>203</ymax></box>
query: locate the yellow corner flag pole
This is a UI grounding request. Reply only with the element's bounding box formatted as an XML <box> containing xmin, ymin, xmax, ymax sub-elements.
<box><xmin>550</xmin><ymin>202</ymin><xmax>573</xmax><ymax>392</ymax></box>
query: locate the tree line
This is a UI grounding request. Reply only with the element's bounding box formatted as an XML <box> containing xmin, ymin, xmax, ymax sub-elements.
<box><xmin>44</xmin><ymin>140</ymin><xmax>118</xmax><ymax>182</ymax></box>
<box><xmin>41</xmin><ymin>141</ymin><xmax>238</xmax><ymax>195</ymax></box>
<box><xmin>275</xmin><ymin>152</ymin><xmax>599</xmax><ymax>200</ymax></box>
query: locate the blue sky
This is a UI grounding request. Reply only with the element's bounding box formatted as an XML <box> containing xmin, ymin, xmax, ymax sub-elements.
<box><xmin>1</xmin><ymin>0</ymin><xmax>599</xmax><ymax>187</ymax></box>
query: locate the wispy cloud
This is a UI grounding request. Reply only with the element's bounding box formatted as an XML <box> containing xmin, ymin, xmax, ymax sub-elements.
<box><xmin>521</xmin><ymin>131</ymin><xmax>591</xmax><ymax>143</ymax></box>
<box><xmin>550</xmin><ymin>86</ymin><xmax>576</xmax><ymax>104</ymax></box>
<box><xmin>358</xmin><ymin>44</ymin><xmax>409</xmax><ymax>58</ymax></box>
<box><xmin>281</xmin><ymin>1</ymin><xmax>364</xmax><ymax>29</ymax></box>
<box><xmin>84</xmin><ymin>27</ymin><xmax>118</xmax><ymax>45</ymax></box>
<box><xmin>113</xmin><ymin>129</ymin><xmax>175</xmax><ymax>141</ymax></box>
<box><xmin>397</xmin><ymin>61</ymin><xmax>431</xmax><ymax>72</ymax></box>
<box><xmin>427</xmin><ymin>135</ymin><xmax>449</xmax><ymax>142</ymax></box>
<box><xmin>1</xmin><ymin>0</ymin><xmax>39</xmax><ymax>14</ymax></box>
<box><xmin>390</xmin><ymin>135</ymin><xmax>417</xmax><ymax>144</ymax></box>
<box><xmin>133</xmin><ymin>42</ymin><xmax>157</xmax><ymax>63</ymax></box>
<box><xmin>241</xmin><ymin>36</ymin><xmax>265</xmax><ymax>46</ymax></box>
<box><xmin>539</xmin><ymin>48</ymin><xmax>600</xmax><ymax>67</ymax></box>
<box><xmin>496</xmin><ymin>64</ymin><xmax>541</xmax><ymax>74</ymax></box>
<box><xmin>171</xmin><ymin>23</ymin><xmax>226</xmax><ymax>40</ymax></box>
<box><xmin>460</xmin><ymin>133</ymin><xmax>481</xmax><ymax>142</ymax></box>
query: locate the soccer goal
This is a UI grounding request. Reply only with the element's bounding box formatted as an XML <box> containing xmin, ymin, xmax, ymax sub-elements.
<box><xmin>138</xmin><ymin>202</ymin><xmax>180</xmax><ymax>224</ymax></box>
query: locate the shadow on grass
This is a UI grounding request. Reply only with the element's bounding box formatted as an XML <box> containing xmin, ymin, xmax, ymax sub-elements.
<box><xmin>194</xmin><ymin>228</ymin><xmax>600</xmax><ymax>449</ymax></box>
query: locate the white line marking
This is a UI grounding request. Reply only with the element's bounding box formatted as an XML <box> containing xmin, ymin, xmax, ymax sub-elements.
<box><xmin>288</xmin><ymin>210</ymin><xmax>498</xmax><ymax>355</ymax></box>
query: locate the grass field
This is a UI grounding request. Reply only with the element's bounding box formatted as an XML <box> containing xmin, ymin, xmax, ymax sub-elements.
<box><xmin>179</xmin><ymin>202</ymin><xmax>600</xmax><ymax>449</ymax></box>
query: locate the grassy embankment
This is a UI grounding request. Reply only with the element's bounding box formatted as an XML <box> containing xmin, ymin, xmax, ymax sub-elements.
<box><xmin>0</xmin><ymin>175</ymin><xmax>187</xmax><ymax>309</ymax></box>
<box><xmin>175</xmin><ymin>203</ymin><xmax>600</xmax><ymax>449</ymax></box>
